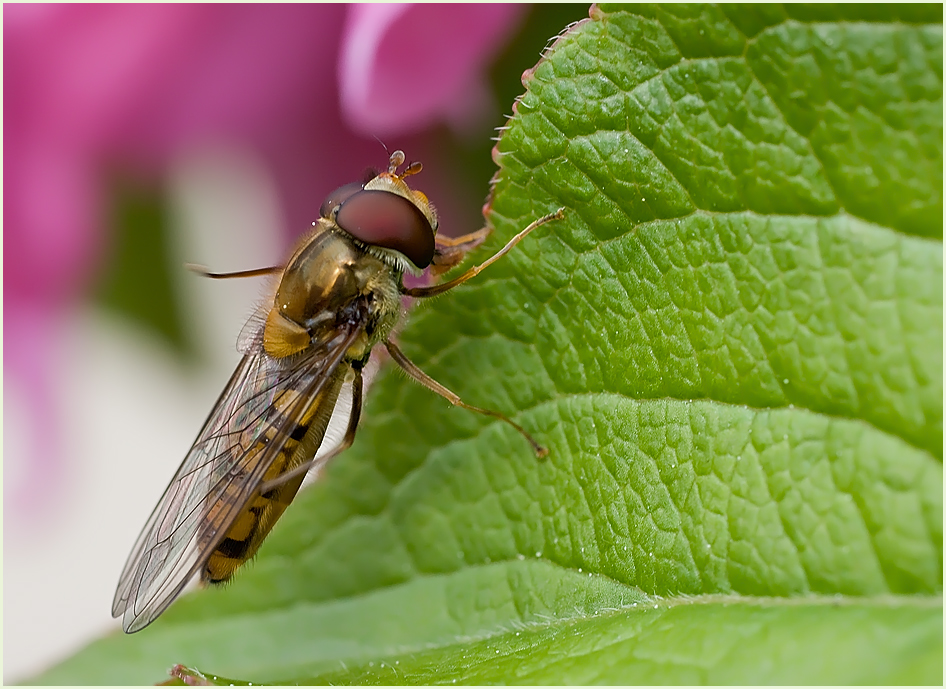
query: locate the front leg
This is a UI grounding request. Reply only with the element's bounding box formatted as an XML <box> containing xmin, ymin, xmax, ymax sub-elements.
<box><xmin>406</xmin><ymin>208</ymin><xmax>565</xmax><ymax>299</ymax></box>
<box><xmin>431</xmin><ymin>227</ymin><xmax>492</xmax><ymax>275</ymax></box>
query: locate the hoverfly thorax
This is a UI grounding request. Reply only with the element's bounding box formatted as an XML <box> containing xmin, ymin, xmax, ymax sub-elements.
<box><xmin>113</xmin><ymin>147</ymin><xmax>563</xmax><ymax>633</ymax></box>
<box><xmin>263</xmin><ymin>237</ymin><xmax>389</xmax><ymax>359</ymax></box>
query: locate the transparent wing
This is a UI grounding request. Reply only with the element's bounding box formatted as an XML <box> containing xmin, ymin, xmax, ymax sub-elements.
<box><xmin>112</xmin><ymin>311</ymin><xmax>365</xmax><ymax>633</ymax></box>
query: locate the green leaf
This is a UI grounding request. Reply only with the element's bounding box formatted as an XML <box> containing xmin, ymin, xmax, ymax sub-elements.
<box><xmin>34</xmin><ymin>4</ymin><xmax>941</xmax><ymax>685</ymax></box>
<box><xmin>311</xmin><ymin>597</ymin><xmax>942</xmax><ymax>685</ymax></box>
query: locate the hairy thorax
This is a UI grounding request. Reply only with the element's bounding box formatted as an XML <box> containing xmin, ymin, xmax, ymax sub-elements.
<box><xmin>263</xmin><ymin>223</ymin><xmax>403</xmax><ymax>362</ymax></box>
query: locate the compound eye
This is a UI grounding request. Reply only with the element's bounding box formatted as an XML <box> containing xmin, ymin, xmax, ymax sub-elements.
<box><xmin>319</xmin><ymin>181</ymin><xmax>365</xmax><ymax>219</ymax></box>
<box><xmin>335</xmin><ymin>189</ymin><xmax>435</xmax><ymax>268</ymax></box>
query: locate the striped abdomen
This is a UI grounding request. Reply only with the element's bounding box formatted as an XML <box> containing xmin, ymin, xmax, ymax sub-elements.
<box><xmin>200</xmin><ymin>370</ymin><xmax>346</xmax><ymax>583</ymax></box>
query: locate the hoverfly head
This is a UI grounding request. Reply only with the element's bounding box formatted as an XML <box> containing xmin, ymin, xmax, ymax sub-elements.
<box><xmin>319</xmin><ymin>150</ymin><xmax>438</xmax><ymax>274</ymax></box>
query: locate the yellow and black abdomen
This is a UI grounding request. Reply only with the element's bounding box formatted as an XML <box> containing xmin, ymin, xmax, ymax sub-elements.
<box><xmin>202</xmin><ymin>371</ymin><xmax>346</xmax><ymax>583</ymax></box>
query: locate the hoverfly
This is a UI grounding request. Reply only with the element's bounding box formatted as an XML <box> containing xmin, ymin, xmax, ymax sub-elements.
<box><xmin>111</xmin><ymin>150</ymin><xmax>564</xmax><ymax>633</ymax></box>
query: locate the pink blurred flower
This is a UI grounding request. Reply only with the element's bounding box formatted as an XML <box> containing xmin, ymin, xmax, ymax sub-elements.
<box><xmin>340</xmin><ymin>4</ymin><xmax>524</xmax><ymax>135</ymax></box>
<box><xmin>3</xmin><ymin>3</ymin><xmax>526</xmax><ymax>517</ymax></box>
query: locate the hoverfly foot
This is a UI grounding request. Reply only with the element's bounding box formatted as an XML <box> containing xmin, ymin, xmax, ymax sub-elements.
<box><xmin>385</xmin><ymin>340</ymin><xmax>548</xmax><ymax>459</ymax></box>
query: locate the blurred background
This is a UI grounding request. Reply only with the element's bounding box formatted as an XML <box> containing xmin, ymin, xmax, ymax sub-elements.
<box><xmin>3</xmin><ymin>4</ymin><xmax>587</xmax><ymax>682</ymax></box>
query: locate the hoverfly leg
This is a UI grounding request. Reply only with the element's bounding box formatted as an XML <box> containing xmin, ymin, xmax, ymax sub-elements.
<box><xmin>257</xmin><ymin>370</ymin><xmax>364</xmax><ymax>494</ymax></box>
<box><xmin>384</xmin><ymin>340</ymin><xmax>548</xmax><ymax>458</ymax></box>
<box><xmin>434</xmin><ymin>226</ymin><xmax>492</xmax><ymax>249</ymax></box>
<box><xmin>402</xmin><ymin>208</ymin><xmax>565</xmax><ymax>299</ymax></box>
<box><xmin>431</xmin><ymin>227</ymin><xmax>492</xmax><ymax>275</ymax></box>
<box><xmin>186</xmin><ymin>264</ymin><xmax>285</xmax><ymax>280</ymax></box>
